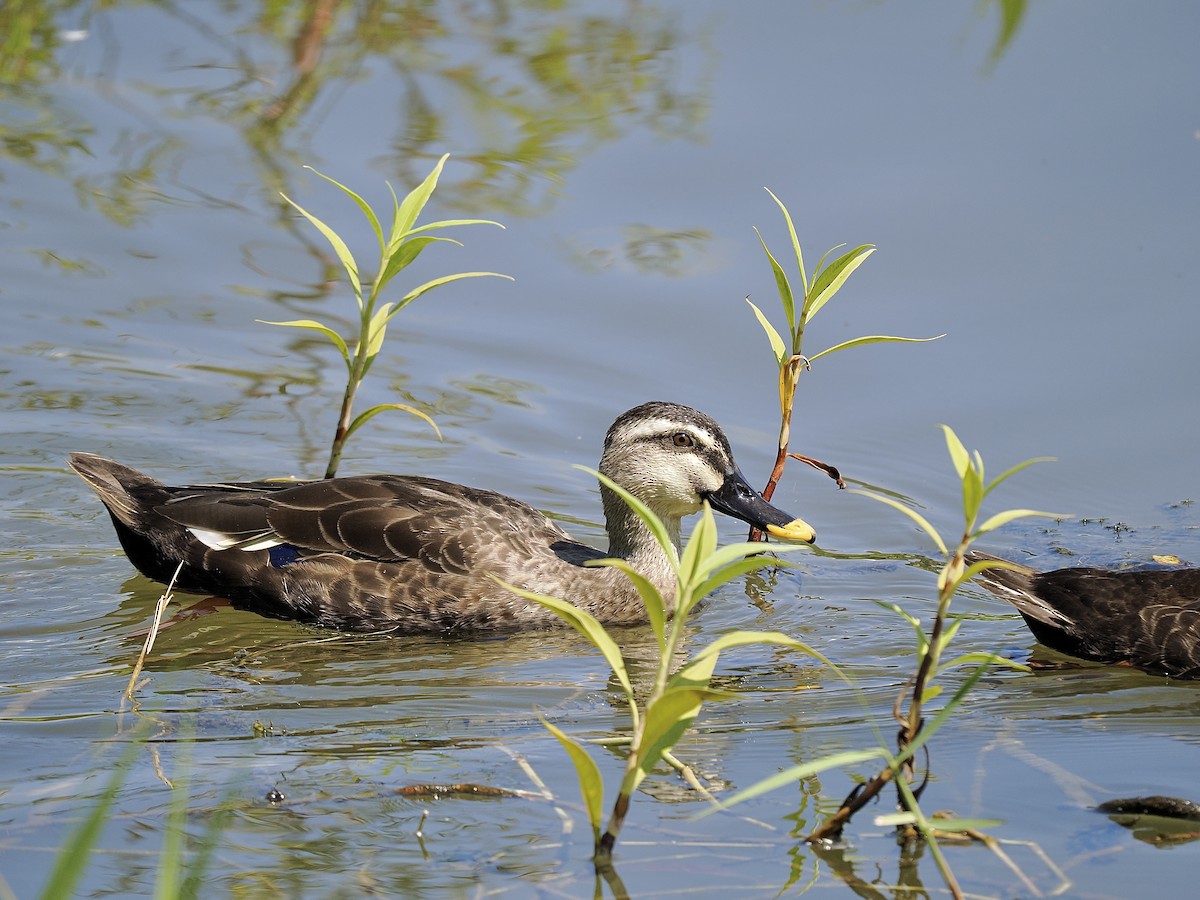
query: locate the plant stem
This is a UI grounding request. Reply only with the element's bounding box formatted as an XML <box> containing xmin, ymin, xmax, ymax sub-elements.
<box><xmin>598</xmin><ymin>789</ymin><xmax>631</xmax><ymax>862</ymax></box>
<box><xmin>325</xmin><ymin>378</ymin><xmax>357</xmax><ymax>479</ymax></box>
<box><xmin>805</xmin><ymin>765</ymin><xmax>896</xmax><ymax>843</ymax></box>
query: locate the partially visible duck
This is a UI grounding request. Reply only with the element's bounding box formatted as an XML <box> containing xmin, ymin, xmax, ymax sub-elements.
<box><xmin>966</xmin><ymin>550</ymin><xmax>1200</xmax><ymax>678</ymax></box>
<box><xmin>71</xmin><ymin>401</ymin><xmax>816</xmax><ymax>634</ymax></box>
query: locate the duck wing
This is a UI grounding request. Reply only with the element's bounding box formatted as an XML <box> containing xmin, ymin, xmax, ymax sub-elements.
<box><xmin>158</xmin><ymin>474</ymin><xmax>572</xmax><ymax>574</ymax></box>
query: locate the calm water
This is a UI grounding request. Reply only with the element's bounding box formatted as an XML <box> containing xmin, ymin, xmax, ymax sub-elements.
<box><xmin>3</xmin><ymin>1</ymin><xmax>1199</xmax><ymax>896</ymax></box>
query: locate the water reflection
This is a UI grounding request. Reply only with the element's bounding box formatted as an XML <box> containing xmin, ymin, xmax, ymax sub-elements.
<box><xmin>0</xmin><ymin>0</ymin><xmax>709</xmax><ymax>222</ymax></box>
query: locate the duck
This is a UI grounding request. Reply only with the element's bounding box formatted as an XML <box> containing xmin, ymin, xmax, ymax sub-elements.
<box><xmin>966</xmin><ymin>550</ymin><xmax>1200</xmax><ymax>678</ymax></box>
<box><xmin>71</xmin><ymin>401</ymin><xmax>816</xmax><ymax>634</ymax></box>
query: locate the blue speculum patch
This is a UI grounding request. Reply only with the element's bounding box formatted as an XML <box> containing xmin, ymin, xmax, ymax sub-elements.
<box><xmin>268</xmin><ymin>544</ymin><xmax>302</xmax><ymax>567</ymax></box>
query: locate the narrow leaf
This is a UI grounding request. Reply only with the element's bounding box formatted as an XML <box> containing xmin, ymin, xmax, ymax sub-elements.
<box><xmin>257</xmin><ymin>319</ymin><xmax>350</xmax><ymax>366</ymax></box>
<box><xmin>407</xmin><ymin>217</ymin><xmax>506</xmax><ymax>236</ymax></box>
<box><xmin>810</xmin><ymin>243</ymin><xmax>847</xmax><ymax>281</ymax></box>
<box><xmin>375</xmin><ymin>236</ymin><xmax>454</xmax><ymax>296</ymax></box>
<box><xmin>936</xmin><ymin>651</ymin><xmax>1028</xmax><ymax>677</ymax></box>
<box><xmin>754</xmin><ymin>227</ymin><xmax>796</xmax><ymax>339</ymax></box>
<box><xmin>363</xmin><ymin>302</ymin><xmax>394</xmax><ymax>361</ymax></box>
<box><xmin>940</xmin><ymin>425</ymin><xmax>971</xmax><ymax>481</ymax></box>
<box><xmin>684</xmin><ymin>629</ymin><xmax>831</xmax><ymax>671</ymax></box>
<box><xmin>636</xmin><ymin>654</ymin><xmax>719</xmax><ymax>782</ymax></box>
<box><xmin>694</xmin><ymin>556</ymin><xmax>780</xmax><ymax>600</ymax></box>
<box><xmin>805</xmin><ymin>245</ymin><xmax>875</xmax><ymax>321</ymax></box>
<box><xmin>540</xmin><ymin>715</ymin><xmax>605</xmax><ymax>847</ymax></box>
<box><xmin>586</xmin><ymin>557</ymin><xmax>667</xmax><ymax>653</ymax></box>
<box><xmin>974</xmin><ymin>507</ymin><xmax>1063</xmax><ymax>539</ymax></box>
<box><xmin>850</xmin><ymin>489</ymin><xmax>948</xmax><ymax>556</ymax></box>
<box><xmin>981</xmin><ymin>456</ymin><xmax>1057</xmax><ymax>500</ymax></box>
<box><xmin>395</xmin><ymin>272</ymin><xmax>514</xmax><ymax>314</ymax></box>
<box><xmin>698</xmin><ymin>748</ymin><xmax>890</xmax><ymax>816</ymax></box>
<box><xmin>677</xmin><ymin>504</ymin><xmax>718</xmax><ymax>606</ymax></box>
<box><xmin>745</xmin><ymin>296</ymin><xmax>787</xmax><ymax>365</ymax></box>
<box><xmin>344</xmin><ymin>403</ymin><xmax>441</xmax><ymax>442</ymax></box>
<box><xmin>584</xmin><ymin>467</ymin><xmax>677</xmax><ymax>565</ymax></box>
<box><xmin>495</xmin><ymin>579</ymin><xmax>633</xmax><ymax>701</ymax></box>
<box><xmin>807</xmin><ymin>333</ymin><xmax>945</xmax><ymax>363</ymax></box>
<box><xmin>280</xmin><ymin>193</ymin><xmax>362</xmax><ymax>307</ymax></box>
<box><xmin>303</xmin><ymin>166</ymin><xmax>384</xmax><ymax>254</ymax></box>
<box><xmin>389</xmin><ymin>153</ymin><xmax>448</xmax><ymax>253</ymax></box>
<box><xmin>764</xmin><ymin>187</ymin><xmax>807</xmax><ymax>295</ymax></box>
<box><xmin>689</xmin><ymin>539</ymin><xmax>807</xmax><ymax>584</ymax></box>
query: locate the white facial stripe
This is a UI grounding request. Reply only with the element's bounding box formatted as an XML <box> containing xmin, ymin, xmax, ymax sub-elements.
<box><xmin>619</xmin><ymin>416</ymin><xmax>719</xmax><ymax>450</ymax></box>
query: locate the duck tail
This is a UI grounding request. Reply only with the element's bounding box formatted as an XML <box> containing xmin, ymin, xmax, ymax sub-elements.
<box><xmin>68</xmin><ymin>452</ymin><xmax>164</xmax><ymax>529</ymax></box>
<box><xmin>965</xmin><ymin>550</ymin><xmax>1073</xmax><ymax>628</ymax></box>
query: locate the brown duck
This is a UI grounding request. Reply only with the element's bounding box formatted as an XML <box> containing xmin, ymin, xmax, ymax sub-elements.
<box><xmin>71</xmin><ymin>402</ymin><xmax>816</xmax><ymax>633</ymax></box>
<box><xmin>967</xmin><ymin>550</ymin><xmax>1200</xmax><ymax>678</ymax></box>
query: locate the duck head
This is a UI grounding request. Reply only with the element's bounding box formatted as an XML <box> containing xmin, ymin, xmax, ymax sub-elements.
<box><xmin>598</xmin><ymin>401</ymin><xmax>816</xmax><ymax>550</ymax></box>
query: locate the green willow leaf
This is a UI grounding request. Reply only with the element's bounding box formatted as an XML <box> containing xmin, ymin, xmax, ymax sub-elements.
<box><xmin>586</xmin><ymin>557</ymin><xmax>667</xmax><ymax>653</ymax></box>
<box><xmin>677</xmin><ymin>504</ymin><xmax>718</xmax><ymax>607</ymax></box>
<box><xmin>940</xmin><ymin>425</ymin><xmax>971</xmax><ymax>481</ymax></box>
<box><xmin>344</xmin><ymin>403</ymin><xmax>441</xmax><ymax>441</ymax></box>
<box><xmin>407</xmin><ymin>217</ymin><xmax>506</xmax><ymax>236</ymax></box>
<box><xmin>688</xmin><ymin>539</ymin><xmax>807</xmax><ymax>586</ymax></box>
<box><xmin>540</xmin><ymin>715</ymin><xmax>605</xmax><ymax>847</ymax></box>
<box><xmin>684</xmin><ymin>629</ymin><xmax>831</xmax><ymax>672</ymax></box>
<box><xmin>745</xmin><ymin>296</ymin><xmax>787</xmax><ymax>365</ymax></box>
<box><xmin>635</xmin><ymin>654</ymin><xmax>720</xmax><ymax>785</ymax></box>
<box><xmin>764</xmin><ymin>187</ymin><xmax>808</xmax><ymax>296</ymax></box>
<box><xmin>362</xmin><ymin>302</ymin><xmax>394</xmax><ymax>361</ymax></box>
<box><xmin>257</xmin><ymin>319</ymin><xmax>351</xmax><ymax>367</ymax></box>
<box><xmin>973</xmin><ymin>507</ymin><xmax>1062</xmax><ymax>539</ymax></box>
<box><xmin>496</xmin><ymin>579</ymin><xmax>633</xmax><ymax>702</ymax></box>
<box><xmin>805</xmin><ymin>244</ymin><xmax>875</xmax><ymax>322</ymax></box>
<box><xmin>694</xmin><ymin>556</ymin><xmax>779</xmax><ymax>601</ymax></box>
<box><xmin>303</xmin><ymin>166</ymin><xmax>384</xmax><ymax>254</ymax></box>
<box><xmin>936</xmin><ymin>651</ymin><xmax>1028</xmax><ymax>678</ymax></box>
<box><xmin>699</xmin><ymin>748</ymin><xmax>890</xmax><ymax>816</ymax></box>
<box><xmin>982</xmin><ymin>455</ymin><xmax>1057</xmax><ymax>500</ymax></box>
<box><xmin>807</xmin><ymin>333</ymin><xmax>945</xmax><ymax>363</ymax></box>
<box><xmin>280</xmin><ymin>194</ymin><xmax>362</xmax><ymax>307</ymax></box>
<box><xmin>753</xmin><ymin>226</ymin><xmax>796</xmax><ymax>338</ymax></box>
<box><xmin>375</xmin><ymin>236</ymin><xmax>453</xmax><ymax>296</ymax></box>
<box><xmin>585</xmin><ymin>468</ymin><xmax>677</xmax><ymax>565</ymax></box>
<box><xmin>390</xmin><ymin>153</ymin><xmax>449</xmax><ymax>252</ymax></box>
<box><xmin>395</xmin><ymin>271</ymin><xmax>514</xmax><ymax>314</ymax></box>
<box><xmin>809</xmin><ymin>243</ymin><xmax>847</xmax><ymax>283</ymax></box>
<box><xmin>850</xmin><ymin>489</ymin><xmax>948</xmax><ymax>557</ymax></box>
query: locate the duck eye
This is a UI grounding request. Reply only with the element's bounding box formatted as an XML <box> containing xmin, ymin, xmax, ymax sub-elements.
<box><xmin>671</xmin><ymin>432</ymin><xmax>694</xmax><ymax>448</ymax></box>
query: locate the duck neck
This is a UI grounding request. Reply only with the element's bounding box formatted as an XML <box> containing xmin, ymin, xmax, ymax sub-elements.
<box><xmin>600</xmin><ymin>485</ymin><xmax>682</xmax><ymax>608</ymax></box>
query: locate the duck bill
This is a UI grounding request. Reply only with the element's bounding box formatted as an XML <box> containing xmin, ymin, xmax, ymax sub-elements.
<box><xmin>704</xmin><ymin>468</ymin><xmax>816</xmax><ymax>544</ymax></box>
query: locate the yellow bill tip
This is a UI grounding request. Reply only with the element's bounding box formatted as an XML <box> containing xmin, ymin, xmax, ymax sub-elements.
<box><xmin>766</xmin><ymin>518</ymin><xmax>817</xmax><ymax>544</ymax></box>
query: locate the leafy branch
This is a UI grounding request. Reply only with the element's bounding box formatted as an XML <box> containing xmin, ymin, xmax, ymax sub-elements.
<box><xmin>746</xmin><ymin>188</ymin><xmax>944</xmax><ymax>537</ymax></box>
<box><xmin>711</xmin><ymin>426</ymin><xmax>1059</xmax><ymax>899</ymax></box>
<box><xmin>501</xmin><ymin>467</ymin><xmax>827</xmax><ymax>868</ymax></box>
<box><xmin>264</xmin><ymin>154</ymin><xmax>512</xmax><ymax>477</ymax></box>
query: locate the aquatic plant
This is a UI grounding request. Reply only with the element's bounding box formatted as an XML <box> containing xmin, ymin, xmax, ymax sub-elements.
<box><xmin>711</xmin><ymin>426</ymin><xmax>1059</xmax><ymax>899</ymax></box>
<box><xmin>745</xmin><ymin>190</ymin><xmax>943</xmax><ymax>536</ymax></box>
<box><xmin>501</xmin><ymin>468</ymin><xmax>827</xmax><ymax>868</ymax></box>
<box><xmin>268</xmin><ymin>154</ymin><xmax>511</xmax><ymax>477</ymax></box>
